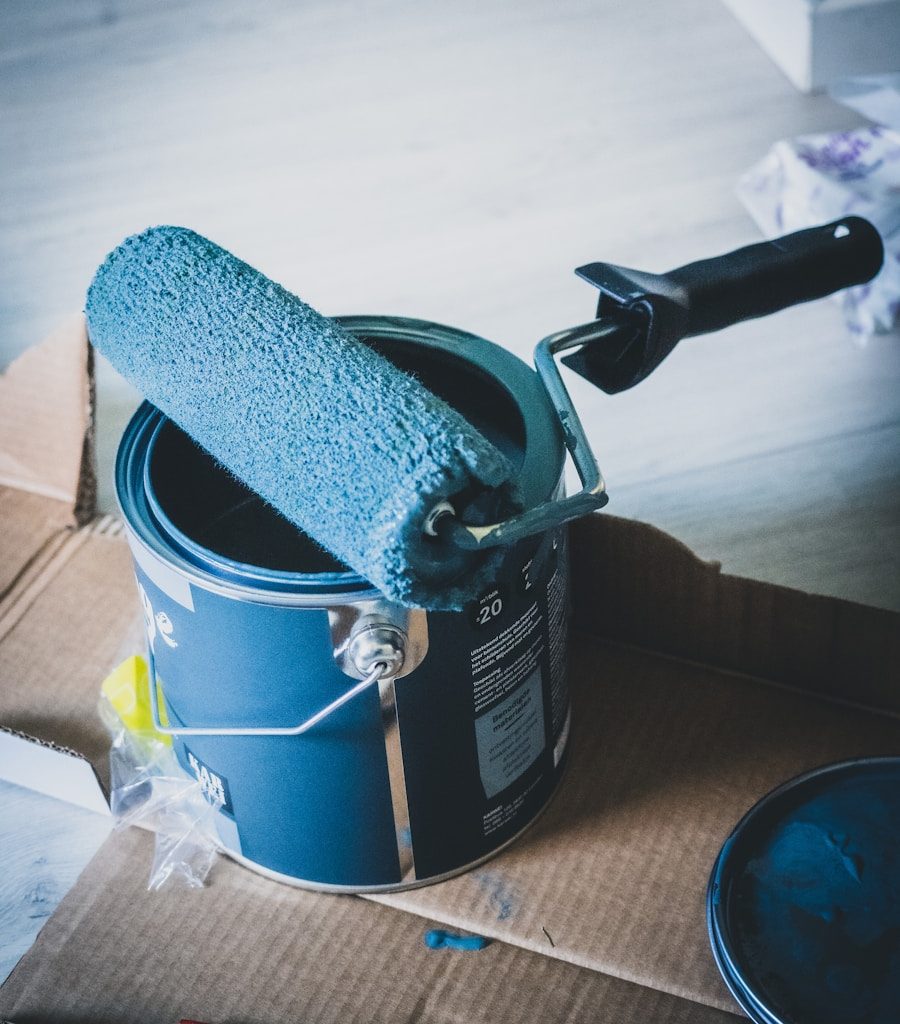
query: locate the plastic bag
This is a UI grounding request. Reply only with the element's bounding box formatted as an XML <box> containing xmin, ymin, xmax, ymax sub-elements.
<box><xmin>100</xmin><ymin>656</ymin><xmax>221</xmax><ymax>890</ymax></box>
<box><xmin>737</xmin><ymin>75</ymin><xmax>900</xmax><ymax>341</ymax></box>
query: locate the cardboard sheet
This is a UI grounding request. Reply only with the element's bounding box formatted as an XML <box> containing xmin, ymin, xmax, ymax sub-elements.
<box><xmin>568</xmin><ymin>514</ymin><xmax>900</xmax><ymax>715</ymax></box>
<box><xmin>373</xmin><ymin>636</ymin><xmax>900</xmax><ymax>1010</ymax></box>
<box><xmin>0</xmin><ymin>488</ymin><xmax>74</xmax><ymax>601</ymax></box>
<box><xmin>2</xmin><ymin>323</ymin><xmax>899</xmax><ymax>1021</ymax></box>
<box><xmin>1</xmin><ymin>510</ymin><xmax>898</xmax><ymax>1017</ymax></box>
<box><xmin>0</xmin><ymin>315</ymin><xmax>94</xmax><ymax>519</ymax></box>
<box><xmin>0</xmin><ymin>316</ymin><xmax>96</xmax><ymax>639</ymax></box>
<box><xmin>0</xmin><ymin>521</ymin><xmax>141</xmax><ymax>792</ymax></box>
<box><xmin>0</xmin><ymin>728</ymin><xmax>109</xmax><ymax>816</ymax></box>
<box><xmin>0</xmin><ymin>826</ymin><xmax>738</xmax><ymax>1024</ymax></box>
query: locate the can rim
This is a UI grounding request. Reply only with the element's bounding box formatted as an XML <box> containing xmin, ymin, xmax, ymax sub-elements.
<box><xmin>706</xmin><ymin>755</ymin><xmax>900</xmax><ymax>1024</ymax></box>
<box><xmin>141</xmin><ymin>416</ymin><xmax>372</xmax><ymax>590</ymax></box>
<box><xmin>116</xmin><ymin>314</ymin><xmax>564</xmax><ymax>605</ymax></box>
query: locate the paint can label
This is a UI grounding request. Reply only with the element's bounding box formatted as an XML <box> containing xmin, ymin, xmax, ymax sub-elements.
<box><xmin>470</xmin><ymin>527</ymin><xmax>569</xmax><ymax>839</ymax></box>
<box><xmin>185</xmin><ymin>747</ymin><xmax>234</xmax><ymax>816</ymax></box>
<box><xmin>393</xmin><ymin>525</ymin><xmax>571</xmax><ymax>882</ymax></box>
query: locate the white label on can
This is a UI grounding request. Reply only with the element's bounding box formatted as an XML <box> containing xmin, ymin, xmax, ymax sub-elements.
<box><xmin>471</xmin><ymin>601</ymin><xmax>543</xmax><ymax>714</ymax></box>
<box><xmin>474</xmin><ymin>667</ymin><xmax>545</xmax><ymax>800</ymax></box>
<box><xmin>127</xmin><ymin>534</ymin><xmax>194</xmax><ymax>610</ymax></box>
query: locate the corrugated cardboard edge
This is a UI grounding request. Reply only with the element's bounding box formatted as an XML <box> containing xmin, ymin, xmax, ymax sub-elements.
<box><xmin>0</xmin><ymin>314</ymin><xmax>95</xmax><ymax>524</ymax></box>
<box><xmin>0</xmin><ymin>726</ymin><xmax>110</xmax><ymax>815</ymax></box>
<box><xmin>570</xmin><ymin>515</ymin><xmax>900</xmax><ymax>715</ymax></box>
<box><xmin>74</xmin><ymin>341</ymin><xmax>97</xmax><ymax>527</ymax></box>
<box><xmin>0</xmin><ymin>317</ymin><xmax>96</xmax><ymax>635</ymax></box>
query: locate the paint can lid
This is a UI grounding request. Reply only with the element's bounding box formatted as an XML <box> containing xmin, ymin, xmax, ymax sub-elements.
<box><xmin>707</xmin><ymin>757</ymin><xmax>900</xmax><ymax>1024</ymax></box>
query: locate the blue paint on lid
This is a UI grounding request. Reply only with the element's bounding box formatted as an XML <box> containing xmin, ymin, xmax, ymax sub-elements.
<box><xmin>708</xmin><ymin>758</ymin><xmax>900</xmax><ymax>1024</ymax></box>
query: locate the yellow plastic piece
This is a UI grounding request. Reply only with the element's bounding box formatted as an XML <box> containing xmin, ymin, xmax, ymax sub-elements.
<box><xmin>101</xmin><ymin>654</ymin><xmax>172</xmax><ymax>746</ymax></box>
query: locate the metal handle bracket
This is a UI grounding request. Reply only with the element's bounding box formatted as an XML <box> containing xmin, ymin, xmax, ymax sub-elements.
<box><xmin>438</xmin><ymin>320</ymin><xmax>615</xmax><ymax>550</ymax></box>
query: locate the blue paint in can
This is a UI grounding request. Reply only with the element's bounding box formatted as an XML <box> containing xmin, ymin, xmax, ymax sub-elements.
<box><xmin>116</xmin><ymin>316</ymin><xmax>573</xmax><ymax>891</ymax></box>
<box><xmin>708</xmin><ymin>757</ymin><xmax>900</xmax><ymax>1024</ymax></box>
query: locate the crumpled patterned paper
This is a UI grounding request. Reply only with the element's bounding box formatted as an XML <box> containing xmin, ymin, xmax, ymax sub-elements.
<box><xmin>738</xmin><ymin>76</ymin><xmax>900</xmax><ymax>340</ymax></box>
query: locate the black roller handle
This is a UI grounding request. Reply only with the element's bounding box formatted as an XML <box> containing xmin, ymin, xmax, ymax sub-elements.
<box><xmin>565</xmin><ymin>217</ymin><xmax>884</xmax><ymax>394</ymax></box>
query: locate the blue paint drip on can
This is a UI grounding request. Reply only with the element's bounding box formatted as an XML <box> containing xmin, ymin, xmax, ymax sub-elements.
<box><xmin>115</xmin><ymin>316</ymin><xmax>574</xmax><ymax>892</ymax></box>
<box><xmin>708</xmin><ymin>757</ymin><xmax>900</xmax><ymax>1024</ymax></box>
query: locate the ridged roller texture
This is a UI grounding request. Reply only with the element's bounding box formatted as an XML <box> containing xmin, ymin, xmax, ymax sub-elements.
<box><xmin>87</xmin><ymin>226</ymin><xmax>517</xmax><ymax>609</ymax></box>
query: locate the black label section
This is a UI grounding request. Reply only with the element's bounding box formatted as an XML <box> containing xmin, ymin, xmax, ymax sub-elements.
<box><xmin>395</xmin><ymin>528</ymin><xmax>571</xmax><ymax>880</ymax></box>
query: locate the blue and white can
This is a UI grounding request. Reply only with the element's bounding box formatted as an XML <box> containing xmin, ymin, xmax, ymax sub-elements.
<box><xmin>116</xmin><ymin>316</ymin><xmax>572</xmax><ymax>891</ymax></box>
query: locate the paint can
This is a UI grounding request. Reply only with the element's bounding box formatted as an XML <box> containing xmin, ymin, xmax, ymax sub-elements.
<box><xmin>707</xmin><ymin>757</ymin><xmax>900</xmax><ymax>1024</ymax></box>
<box><xmin>116</xmin><ymin>316</ymin><xmax>572</xmax><ymax>892</ymax></box>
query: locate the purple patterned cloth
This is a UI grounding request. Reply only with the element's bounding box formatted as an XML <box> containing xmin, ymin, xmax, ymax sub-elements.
<box><xmin>738</xmin><ymin>76</ymin><xmax>900</xmax><ymax>340</ymax></box>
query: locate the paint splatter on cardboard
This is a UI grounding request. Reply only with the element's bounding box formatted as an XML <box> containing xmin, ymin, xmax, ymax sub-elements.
<box><xmin>474</xmin><ymin>870</ymin><xmax>521</xmax><ymax>922</ymax></box>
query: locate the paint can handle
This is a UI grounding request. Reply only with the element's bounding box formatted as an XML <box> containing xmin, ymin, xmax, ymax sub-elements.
<box><xmin>433</xmin><ymin>321</ymin><xmax>611</xmax><ymax>550</ymax></box>
<box><xmin>146</xmin><ymin>648</ymin><xmax>392</xmax><ymax>738</ymax></box>
<box><xmin>436</xmin><ymin>218</ymin><xmax>884</xmax><ymax>551</ymax></box>
<box><xmin>566</xmin><ymin>217</ymin><xmax>884</xmax><ymax>393</ymax></box>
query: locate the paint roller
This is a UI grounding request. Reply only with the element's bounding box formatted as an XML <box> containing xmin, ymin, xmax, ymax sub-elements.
<box><xmin>87</xmin><ymin>226</ymin><xmax>518</xmax><ymax>610</ymax></box>
<box><xmin>86</xmin><ymin>219</ymin><xmax>884</xmax><ymax>610</ymax></box>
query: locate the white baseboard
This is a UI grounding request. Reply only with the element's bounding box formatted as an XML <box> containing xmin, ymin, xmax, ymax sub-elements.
<box><xmin>722</xmin><ymin>0</ymin><xmax>900</xmax><ymax>92</ymax></box>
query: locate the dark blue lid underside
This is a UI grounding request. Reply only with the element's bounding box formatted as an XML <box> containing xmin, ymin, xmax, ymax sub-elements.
<box><xmin>709</xmin><ymin>758</ymin><xmax>900</xmax><ymax>1024</ymax></box>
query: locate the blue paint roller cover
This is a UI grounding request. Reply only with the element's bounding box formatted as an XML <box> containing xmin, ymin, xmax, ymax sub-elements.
<box><xmin>86</xmin><ymin>227</ymin><xmax>519</xmax><ymax>609</ymax></box>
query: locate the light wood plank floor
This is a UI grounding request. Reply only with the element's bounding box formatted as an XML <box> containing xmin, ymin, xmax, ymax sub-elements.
<box><xmin>0</xmin><ymin>781</ymin><xmax>111</xmax><ymax>985</ymax></box>
<box><xmin>2</xmin><ymin>0</ymin><xmax>898</xmax><ymax>610</ymax></box>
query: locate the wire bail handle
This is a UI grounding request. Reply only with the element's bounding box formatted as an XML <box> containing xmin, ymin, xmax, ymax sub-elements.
<box><xmin>146</xmin><ymin>620</ymin><xmax>406</xmax><ymax>738</ymax></box>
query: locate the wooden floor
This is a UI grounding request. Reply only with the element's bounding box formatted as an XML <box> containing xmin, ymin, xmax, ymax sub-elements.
<box><xmin>1</xmin><ymin>0</ymin><xmax>898</xmax><ymax>610</ymax></box>
<box><xmin>0</xmin><ymin>781</ymin><xmax>111</xmax><ymax>985</ymax></box>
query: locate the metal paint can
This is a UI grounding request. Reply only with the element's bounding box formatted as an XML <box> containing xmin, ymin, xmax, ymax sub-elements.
<box><xmin>116</xmin><ymin>315</ymin><xmax>571</xmax><ymax>892</ymax></box>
